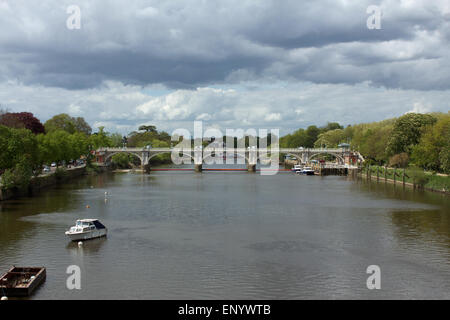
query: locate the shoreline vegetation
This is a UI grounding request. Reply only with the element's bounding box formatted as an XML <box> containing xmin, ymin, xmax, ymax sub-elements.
<box><xmin>1</xmin><ymin>110</ymin><xmax>449</xmax><ymax>200</ymax></box>
<box><xmin>0</xmin><ymin>165</ymin><xmax>87</xmax><ymax>201</ymax></box>
<box><xmin>358</xmin><ymin>165</ymin><xmax>449</xmax><ymax>195</ymax></box>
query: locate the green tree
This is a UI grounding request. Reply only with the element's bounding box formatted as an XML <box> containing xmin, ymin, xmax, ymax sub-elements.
<box><xmin>349</xmin><ymin>119</ymin><xmax>394</xmax><ymax>164</ymax></box>
<box><xmin>411</xmin><ymin>113</ymin><xmax>450</xmax><ymax>173</ymax></box>
<box><xmin>138</xmin><ymin>125</ymin><xmax>157</xmax><ymax>133</ymax></box>
<box><xmin>69</xmin><ymin>132</ymin><xmax>90</xmax><ymax>160</ymax></box>
<box><xmin>49</xmin><ymin>130</ymin><xmax>72</xmax><ymax>165</ymax></box>
<box><xmin>0</xmin><ymin>125</ymin><xmax>39</xmax><ymax>188</ymax></box>
<box><xmin>314</xmin><ymin>129</ymin><xmax>346</xmax><ymax>148</ymax></box>
<box><xmin>111</xmin><ymin>153</ymin><xmax>132</xmax><ymax>169</ymax></box>
<box><xmin>89</xmin><ymin>126</ymin><xmax>111</xmax><ymax>149</ymax></box>
<box><xmin>149</xmin><ymin>139</ymin><xmax>171</xmax><ymax>164</ymax></box>
<box><xmin>45</xmin><ymin>114</ymin><xmax>92</xmax><ymax>135</ymax></box>
<box><xmin>73</xmin><ymin>117</ymin><xmax>92</xmax><ymax>135</ymax></box>
<box><xmin>321</xmin><ymin>122</ymin><xmax>343</xmax><ymax>133</ymax></box>
<box><xmin>1</xmin><ymin>161</ymin><xmax>33</xmax><ymax>190</ymax></box>
<box><xmin>305</xmin><ymin>125</ymin><xmax>320</xmax><ymax>148</ymax></box>
<box><xmin>127</xmin><ymin>125</ymin><xmax>170</xmax><ymax>148</ymax></box>
<box><xmin>2</xmin><ymin>126</ymin><xmax>39</xmax><ymax>171</ymax></box>
<box><xmin>109</xmin><ymin>133</ymin><xmax>124</xmax><ymax>147</ymax></box>
<box><xmin>386</xmin><ymin>113</ymin><xmax>437</xmax><ymax>156</ymax></box>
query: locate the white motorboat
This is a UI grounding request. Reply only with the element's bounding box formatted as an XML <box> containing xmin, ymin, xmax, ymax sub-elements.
<box><xmin>300</xmin><ymin>167</ymin><xmax>315</xmax><ymax>175</ymax></box>
<box><xmin>291</xmin><ymin>164</ymin><xmax>303</xmax><ymax>172</ymax></box>
<box><xmin>65</xmin><ymin>219</ymin><xmax>107</xmax><ymax>241</ymax></box>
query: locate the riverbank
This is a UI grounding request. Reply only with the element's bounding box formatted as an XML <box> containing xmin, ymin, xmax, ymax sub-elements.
<box><xmin>0</xmin><ymin>165</ymin><xmax>91</xmax><ymax>201</ymax></box>
<box><xmin>358</xmin><ymin>166</ymin><xmax>450</xmax><ymax>195</ymax></box>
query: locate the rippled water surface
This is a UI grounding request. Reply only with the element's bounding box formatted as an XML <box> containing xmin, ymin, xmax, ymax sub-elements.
<box><xmin>0</xmin><ymin>169</ymin><xmax>449</xmax><ymax>299</ymax></box>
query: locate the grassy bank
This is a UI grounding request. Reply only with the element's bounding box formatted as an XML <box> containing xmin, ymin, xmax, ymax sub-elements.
<box><xmin>361</xmin><ymin>166</ymin><xmax>450</xmax><ymax>193</ymax></box>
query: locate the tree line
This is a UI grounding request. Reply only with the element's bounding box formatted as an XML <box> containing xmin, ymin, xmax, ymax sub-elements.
<box><xmin>0</xmin><ymin>111</ymin><xmax>176</xmax><ymax>185</ymax></box>
<box><xmin>280</xmin><ymin>112</ymin><xmax>449</xmax><ymax>173</ymax></box>
<box><xmin>1</xmin><ymin>109</ymin><xmax>448</xmax><ymax>190</ymax></box>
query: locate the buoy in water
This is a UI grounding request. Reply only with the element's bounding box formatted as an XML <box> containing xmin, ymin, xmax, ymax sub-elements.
<box><xmin>78</xmin><ymin>241</ymin><xmax>83</xmax><ymax>247</ymax></box>
<box><xmin>104</xmin><ymin>191</ymin><xmax>108</xmax><ymax>195</ymax></box>
<box><xmin>86</xmin><ymin>205</ymin><xmax>90</xmax><ymax>208</ymax></box>
<box><xmin>1</xmin><ymin>296</ymin><xmax>8</xmax><ymax>300</ymax></box>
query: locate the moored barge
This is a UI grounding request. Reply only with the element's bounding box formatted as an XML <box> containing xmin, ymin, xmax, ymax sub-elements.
<box><xmin>0</xmin><ymin>266</ymin><xmax>46</xmax><ymax>297</ymax></box>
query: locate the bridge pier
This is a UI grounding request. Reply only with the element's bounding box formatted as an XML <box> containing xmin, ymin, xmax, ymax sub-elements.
<box><xmin>247</xmin><ymin>164</ymin><xmax>256</xmax><ymax>172</ymax></box>
<box><xmin>194</xmin><ymin>164</ymin><xmax>203</xmax><ymax>172</ymax></box>
<box><xmin>142</xmin><ymin>163</ymin><xmax>151</xmax><ymax>173</ymax></box>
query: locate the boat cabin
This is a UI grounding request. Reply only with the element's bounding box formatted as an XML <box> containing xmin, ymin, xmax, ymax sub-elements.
<box><xmin>70</xmin><ymin>219</ymin><xmax>106</xmax><ymax>233</ymax></box>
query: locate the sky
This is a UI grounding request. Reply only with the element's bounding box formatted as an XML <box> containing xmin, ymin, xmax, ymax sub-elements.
<box><xmin>0</xmin><ymin>0</ymin><xmax>449</xmax><ymax>135</ymax></box>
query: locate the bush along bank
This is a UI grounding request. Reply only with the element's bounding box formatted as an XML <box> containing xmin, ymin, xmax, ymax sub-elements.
<box><xmin>359</xmin><ymin>165</ymin><xmax>450</xmax><ymax>195</ymax></box>
<box><xmin>0</xmin><ymin>166</ymin><xmax>87</xmax><ymax>201</ymax></box>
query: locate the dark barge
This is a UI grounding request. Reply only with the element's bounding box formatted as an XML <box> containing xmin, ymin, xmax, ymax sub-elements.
<box><xmin>0</xmin><ymin>266</ymin><xmax>46</xmax><ymax>297</ymax></box>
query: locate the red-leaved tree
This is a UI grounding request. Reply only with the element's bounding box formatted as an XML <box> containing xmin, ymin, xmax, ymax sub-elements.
<box><xmin>0</xmin><ymin>112</ymin><xmax>45</xmax><ymax>134</ymax></box>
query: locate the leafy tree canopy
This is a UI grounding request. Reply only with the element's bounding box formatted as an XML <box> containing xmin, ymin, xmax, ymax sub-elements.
<box><xmin>386</xmin><ymin>113</ymin><xmax>437</xmax><ymax>156</ymax></box>
<box><xmin>411</xmin><ymin>113</ymin><xmax>450</xmax><ymax>173</ymax></box>
<box><xmin>138</xmin><ymin>125</ymin><xmax>157</xmax><ymax>133</ymax></box>
<box><xmin>44</xmin><ymin>113</ymin><xmax>92</xmax><ymax>135</ymax></box>
<box><xmin>0</xmin><ymin>112</ymin><xmax>45</xmax><ymax>134</ymax></box>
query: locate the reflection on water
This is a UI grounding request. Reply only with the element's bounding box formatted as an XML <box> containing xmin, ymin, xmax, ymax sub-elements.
<box><xmin>0</xmin><ymin>171</ymin><xmax>449</xmax><ymax>299</ymax></box>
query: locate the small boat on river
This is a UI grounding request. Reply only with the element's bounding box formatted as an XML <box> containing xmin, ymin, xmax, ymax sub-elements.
<box><xmin>0</xmin><ymin>266</ymin><xmax>46</xmax><ymax>297</ymax></box>
<box><xmin>65</xmin><ymin>219</ymin><xmax>107</xmax><ymax>241</ymax></box>
<box><xmin>299</xmin><ymin>167</ymin><xmax>315</xmax><ymax>175</ymax></box>
<box><xmin>291</xmin><ymin>164</ymin><xmax>303</xmax><ymax>172</ymax></box>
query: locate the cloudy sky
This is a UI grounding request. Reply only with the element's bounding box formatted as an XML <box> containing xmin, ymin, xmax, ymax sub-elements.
<box><xmin>0</xmin><ymin>0</ymin><xmax>449</xmax><ymax>135</ymax></box>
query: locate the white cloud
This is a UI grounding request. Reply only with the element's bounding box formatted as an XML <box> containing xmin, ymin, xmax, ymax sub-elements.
<box><xmin>68</xmin><ymin>103</ymin><xmax>82</xmax><ymax>115</ymax></box>
<box><xmin>0</xmin><ymin>1</ymin><xmax>449</xmax><ymax>136</ymax></box>
<box><xmin>264</xmin><ymin>113</ymin><xmax>281</xmax><ymax>122</ymax></box>
<box><xmin>1</xmin><ymin>79</ymin><xmax>448</xmax><ymax>135</ymax></box>
<box><xmin>407</xmin><ymin>101</ymin><xmax>432</xmax><ymax>114</ymax></box>
<box><xmin>196</xmin><ymin>113</ymin><xmax>212</xmax><ymax>121</ymax></box>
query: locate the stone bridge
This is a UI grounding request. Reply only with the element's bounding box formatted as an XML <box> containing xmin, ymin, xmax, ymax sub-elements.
<box><xmin>95</xmin><ymin>147</ymin><xmax>364</xmax><ymax>172</ymax></box>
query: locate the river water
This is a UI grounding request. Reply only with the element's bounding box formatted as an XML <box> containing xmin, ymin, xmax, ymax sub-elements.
<box><xmin>0</xmin><ymin>168</ymin><xmax>449</xmax><ymax>299</ymax></box>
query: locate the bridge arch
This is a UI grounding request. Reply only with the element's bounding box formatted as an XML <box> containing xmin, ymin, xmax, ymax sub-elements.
<box><xmin>148</xmin><ymin>151</ymin><xmax>194</xmax><ymax>162</ymax></box>
<box><xmin>104</xmin><ymin>151</ymin><xmax>143</xmax><ymax>164</ymax></box>
<box><xmin>309</xmin><ymin>152</ymin><xmax>345</xmax><ymax>164</ymax></box>
<box><xmin>280</xmin><ymin>152</ymin><xmax>303</xmax><ymax>163</ymax></box>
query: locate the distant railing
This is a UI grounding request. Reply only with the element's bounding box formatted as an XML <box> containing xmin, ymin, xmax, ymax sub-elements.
<box><xmin>97</xmin><ymin>147</ymin><xmax>351</xmax><ymax>153</ymax></box>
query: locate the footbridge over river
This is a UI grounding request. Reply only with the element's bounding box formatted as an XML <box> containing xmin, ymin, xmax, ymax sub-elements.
<box><xmin>95</xmin><ymin>147</ymin><xmax>364</xmax><ymax>172</ymax></box>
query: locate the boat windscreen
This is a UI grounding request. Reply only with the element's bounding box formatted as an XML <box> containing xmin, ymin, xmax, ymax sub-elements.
<box><xmin>93</xmin><ymin>220</ymin><xmax>106</xmax><ymax>229</ymax></box>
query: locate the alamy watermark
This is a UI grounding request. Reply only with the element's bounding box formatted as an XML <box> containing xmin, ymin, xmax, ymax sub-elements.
<box><xmin>66</xmin><ymin>5</ymin><xmax>382</xmax><ymax>31</ymax></box>
<box><xmin>366</xmin><ymin>5</ymin><xmax>382</xmax><ymax>30</ymax></box>
<box><xmin>66</xmin><ymin>5</ymin><xmax>81</xmax><ymax>30</ymax></box>
<box><xmin>66</xmin><ymin>265</ymin><xmax>81</xmax><ymax>290</ymax></box>
<box><xmin>366</xmin><ymin>265</ymin><xmax>381</xmax><ymax>290</ymax></box>
<box><xmin>170</xmin><ymin>121</ymin><xmax>280</xmax><ymax>175</ymax></box>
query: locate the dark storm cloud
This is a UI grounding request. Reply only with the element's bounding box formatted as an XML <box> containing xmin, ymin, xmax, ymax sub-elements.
<box><xmin>27</xmin><ymin>50</ymin><xmax>270</xmax><ymax>90</ymax></box>
<box><xmin>0</xmin><ymin>0</ymin><xmax>449</xmax><ymax>90</ymax></box>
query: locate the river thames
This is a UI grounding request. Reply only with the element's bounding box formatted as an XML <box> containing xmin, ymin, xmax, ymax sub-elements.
<box><xmin>0</xmin><ymin>169</ymin><xmax>449</xmax><ymax>299</ymax></box>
